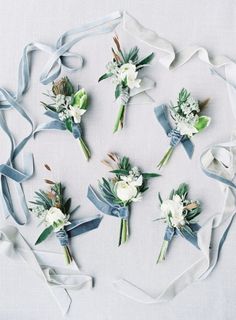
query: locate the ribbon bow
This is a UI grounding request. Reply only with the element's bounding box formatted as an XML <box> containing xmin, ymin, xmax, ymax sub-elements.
<box><xmin>87</xmin><ymin>185</ymin><xmax>129</xmax><ymax>220</ymax></box>
<box><xmin>154</xmin><ymin>104</ymin><xmax>194</xmax><ymax>158</ymax></box>
<box><xmin>55</xmin><ymin>215</ymin><xmax>102</xmax><ymax>247</ymax></box>
<box><xmin>34</xmin><ymin>110</ymin><xmax>82</xmax><ymax>140</ymax></box>
<box><xmin>164</xmin><ymin>224</ymin><xmax>200</xmax><ymax>249</ymax></box>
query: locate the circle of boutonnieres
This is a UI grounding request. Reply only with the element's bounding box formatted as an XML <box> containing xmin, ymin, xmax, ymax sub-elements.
<box><xmin>98</xmin><ymin>35</ymin><xmax>154</xmax><ymax>133</ymax></box>
<box><xmin>29</xmin><ymin>165</ymin><xmax>102</xmax><ymax>264</ymax></box>
<box><xmin>156</xmin><ymin>183</ymin><xmax>201</xmax><ymax>263</ymax></box>
<box><xmin>41</xmin><ymin>76</ymin><xmax>91</xmax><ymax>160</ymax></box>
<box><xmin>155</xmin><ymin>88</ymin><xmax>211</xmax><ymax>169</ymax></box>
<box><xmin>87</xmin><ymin>153</ymin><xmax>159</xmax><ymax>246</ymax></box>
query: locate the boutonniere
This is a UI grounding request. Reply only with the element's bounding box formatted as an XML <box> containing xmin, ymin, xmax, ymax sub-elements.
<box><xmin>41</xmin><ymin>77</ymin><xmax>91</xmax><ymax>160</ymax></box>
<box><xmin>156</xmin><ymin>183</ymin><xmax>201</xmax><ymax>263</ymax></box>
<box><xmin>98</xmin><ymin>35</ymin><xmax>154</xmax><ymax>133</ymax></box>
<box><xmin>88</xmin><ymin>153</ymin><xmax>159</xmax><ymax>245</ymax></box>
<box><xmin>155</xmin><ymin>88</ymin><xmax>211</xmax><ymax>169</ymax></box>
<box><xmin>29</xmin><ymin>165</ymin><xmax>102</xmax><ymax>264</ymax></box>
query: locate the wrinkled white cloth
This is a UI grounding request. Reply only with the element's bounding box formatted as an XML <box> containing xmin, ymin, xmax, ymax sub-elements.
<box><xmin>0</xmin><ymin>226</ymin><xmax>92</xmax><ymax>315</ymax></box>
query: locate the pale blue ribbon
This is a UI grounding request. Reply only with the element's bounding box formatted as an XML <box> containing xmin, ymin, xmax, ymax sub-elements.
<box><xmin>34</xmin><ymin>110</ymin><xmax>82</xmax><ymax>140</ymax></box>
<box><xmin>164</xmin><ymin>223</ymin><xmax>200</xmax><ymax>252</ymax></box>
<box><xmin>0</xmin><ymin>11</ymin><xmax>122</xmax><ymax>224</ymax></box>
<box><xmin>154</xmin><ymin>105</ymin><xmax>194</xmax><ymax>158</ymax></box>
<box><xmin>0</xmin><ymin>89</ymin><xmax>34</xmax><ymax>225</ymax></box>
<box><xmin>87</xmin><ymin>185</ymin><xmax>129</xmax><ymax>220</ymax></box>
<box><xmin>56</xmin><ymin>215</ymin><xmax>103</xmax><ymax>246</ymax></box>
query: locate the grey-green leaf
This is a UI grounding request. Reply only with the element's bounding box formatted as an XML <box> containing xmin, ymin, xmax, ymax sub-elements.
<box><xmin>142</xmin><ymin>173</ymin><xmax>160</xmax><ymax>179</ymax></box>
<box><xmin>136</xmin><ymin>52</ymin><xmax>154</xmax><ymax>67</ymax></box>
<box><xmin>98</xmin><ymin>73</ymin><xmax>113</xmax><ymax>82</ymax></box>
<box><xmin>115</xmin><ymin>85</ymin><xmax>121</xmax><ymax>99</ymax></box>
<box><xmin>35</xmin><ymin>225</ymin><xmax>54</xmax><ymax>245</ymax></box>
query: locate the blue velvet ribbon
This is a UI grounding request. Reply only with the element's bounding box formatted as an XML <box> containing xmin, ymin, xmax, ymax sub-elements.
<box><xmin>154</xmin><ymin>105</ymin><xmax>194</xmax><ymax>158</ymax></box>
<box><xmin>34</xmin><ymin>110</ymin><xmax>82</xmax><ymax>140</ymax></box>
<box><xmin>0</xmin><ymin>11</ymin><xmax>122</xmax><ymax>224</ymax></box>
<box><xmin>87</xmin><ymin>185</ymin><xmax>129</xmax><ymax>220</ymax></box>
<box><xmin>56</xmin><ymin>215</ymin><xmax>103</xmax><ymax>246</ymax></box>
<box><xmin>0</xmin><ymin>90</ymin><xmax>34</xmax><ymax>225</ymax></box>
<box><xmin>164</xmin><ymin>223</ymin><xmax>200</xmax><ymax>250</ymax></box>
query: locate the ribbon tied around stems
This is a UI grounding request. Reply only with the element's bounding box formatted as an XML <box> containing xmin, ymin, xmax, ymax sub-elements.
<box><xmin>154</xmin><ymin>104</ymin><xmax>194</xmax><ymax>158</ymax></box>
<box><xmin>87</xmin><ymin>185</ymin><xmax>129</xmax><ymax>220</ymax></box>
<box><xmin>168</xmin><ymin>128</ymin><xmax>183</xmax><ymax>148</ymax></box>
<box><xmin>0</xmin><ymin>225</ymin><xmax>94</xmax><ymax>315</ymax></box>
<box><xmin>0</xmin><ymin>11</ymin><xmax>123</xmax><ymax>224</ymax></box>
<box><xmin>56</xmin><ymin>229</ymin><xmax>69</xmax><ymax>247</ymax></box>
<box><xmin>2</xmin><ymin>9</ymin><xmax>236</xmax><ymax>224</ymax></box>
<box><xmin>112</xmin><ymin>135</ymin><xmax>236</xmax><ymax>304</ymax></box>
<box><xmin>120</xmin><ymin>87</ymin><xmax>130</xmax><ymax>106</ymax></box>
<box><xmin>34</xmin><ymin>110</ymin><xmax>82</xmax><ymax>140</ymax></box>
<box><xmin>159</xmin><ymin>223</ymin><xmax>200</xmax><ymax>263</ymax></box>
<box><xmin>55</xmin><ymin>215</ymin><xmax>103</xmax><ymax>247</ymax></box>
<box><xmin>0</xmin><ymin>215</ymin><xmax>102</xmax><ymax>315</ymax></box>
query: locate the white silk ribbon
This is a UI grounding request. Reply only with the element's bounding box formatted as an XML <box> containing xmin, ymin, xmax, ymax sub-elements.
<box><xmin>0</xmin><ymin>226</ymin><xmax>93</xmax><ymax>315</ymax></box>
<box><xmin>122</xmin><ymin>11</ymin><xmax>235</xmax><ymax>71</ymax></box>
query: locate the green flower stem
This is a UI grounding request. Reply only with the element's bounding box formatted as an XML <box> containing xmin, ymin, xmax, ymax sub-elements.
<box><xmin>63</xmin><ymin>245</ymin><xmax>73</xmax><ymax>265</ymax></box>
<box><xmin>156</xmin><ymin>240</ymin><xmax>169</xmax><ymax>264</ymax></box>
<box><xmin>157</xmin><ymin>146</ymin><xmax>174</xmax><ymax>169</ymax></box>
<box><xmin>118</xmin><ymin>218</ymin><xmax>129</xmax><ymax>246</ymax></box>
<box><xmin>78</xmin><ymin>137</ymin><xmax>91</xmax><ymax>161</ymax></box>
<box><xmin>113</xmin><ymin>104</ymin><xmax>126</xmax><ymax>133</ymax></box>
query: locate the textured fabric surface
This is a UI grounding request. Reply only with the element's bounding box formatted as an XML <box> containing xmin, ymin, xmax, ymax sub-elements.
<box><xmin>0</xmin><ymin>1</ymin><xmax>236</xmax><ymax>319</ymax></box>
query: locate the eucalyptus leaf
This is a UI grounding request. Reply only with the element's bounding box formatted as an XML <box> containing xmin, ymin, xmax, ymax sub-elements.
<box><xmin>64</xmin><ymin>198</ymin><xmax>71</xmax><ymax>214</ymax></box>
<box><xmin>142</xmin><ymin>173</ymin><xmax>160</xmax><ymax>179</ymax></box>
<box><xmin>110</xmin><ymin>169</ymin><xmax>129</xmax><ymax>175</ymax></box>
<box><xmin>98</xmin><ymin>73</ymin><xmax>113</xmax><ymax>82</ymax></box>
<box><xmin>35</xmin><ymin>225</ymin><xmax>54</xmax><ymax>245</ymax></box>
<box><xmin>136</xmin><ymin>52</ymin><xmax>154</xmax><ymax>68</ymax></box>
<box><xmin>65</xmin><ymin>118</ymin><xmax>73</xmax><ymax>132</ymax></box>
<box><xmin>115</xmin><ymin>84</ymin><xmax>121</xmax><ymax>99</ymax></box>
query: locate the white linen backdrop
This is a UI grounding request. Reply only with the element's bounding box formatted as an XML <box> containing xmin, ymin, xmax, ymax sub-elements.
<box><xmin>0</xmin><ymin>0</ymin><xmax>236</xmax><ymax>319</ymax></box>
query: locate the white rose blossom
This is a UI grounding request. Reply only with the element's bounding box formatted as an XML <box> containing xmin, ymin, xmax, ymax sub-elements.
<box><xmin>115</xmin><ymin>181</ymin><xmax>138</xmax><ymax>202</ymax></box>
<box><xmin>45</xmin><ymin>207</ymin><xmax>71</xmax><ymax>232</ymax></box>
<box><xmin>161</xmin><ymin>194</ymin><xmax>186</xmax><ymax>228</ymax></box>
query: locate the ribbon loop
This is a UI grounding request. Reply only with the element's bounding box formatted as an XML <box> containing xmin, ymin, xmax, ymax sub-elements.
<box><xmin>87</xmin><ymin>185</ymin><xmax>129</xmax><ymax>220</ymax></box>
<box><xmin>154</xmin><ymin>104</ymin><xmax>194</xmax><ymax>158</ymax></box>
